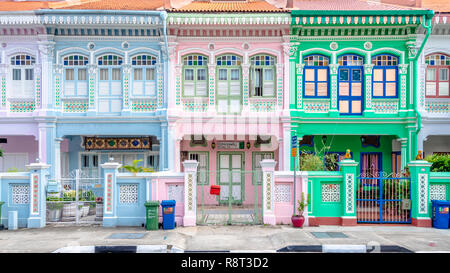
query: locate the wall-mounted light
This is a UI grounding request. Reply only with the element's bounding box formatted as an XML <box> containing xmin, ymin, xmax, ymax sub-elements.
<box><xmin>360</xmin><ymin>136</ymin><xmax>366</xmax><ymax>145</ymax></box>
<box><xmin>322</xmin><ymin>135</ymin><xmax>327</xmax><ymax>144</ymax></box>
<box><xmin>211</xmin><ymin>142</ymin><xmax>216</xmax><ymax>149</ymax></box>
<box><xmin>246</xmin><ymin>141</ymin><xmax>251</xmax><ymax>149</ymax></box>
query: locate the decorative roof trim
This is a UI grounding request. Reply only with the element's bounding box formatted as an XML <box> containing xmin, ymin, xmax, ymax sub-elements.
<box><xmin>168</xmin><ymin>13</ymin><xmax>290</xmax><ymax>25</ymax></box>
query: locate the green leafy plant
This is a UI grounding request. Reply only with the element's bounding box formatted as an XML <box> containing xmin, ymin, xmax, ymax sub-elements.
<box><xmin>120</xmin><ymin>159</ymin><xmax>154</xmax><ymax>175</ymax></box>
<box><xmin>46</xmin><ymin>197</ymin><xmax>64</xmax><ymax>210</ymax></box>
<box><xmin>425</xmin><ymin>154</ymin><xmax>450</xmax><ymax>172</ymax></box>
<box><xmin>7</xmin><ymin>167</ymin><xmax>23</xmax><ymax>172</ymax></box>
<box><xmin>0</xmin><ymin>148</ymin><xmax>3</xmax><ymax>158</ymax></box>
<box><xmin>296</xmin><ymin>192</ymin><xmax>310</xmax><ymax>216</ymax></box>
<box><xmin>300</xmin><ymin>153</ymin><xmax>324</xmax><ymax>171</ymax></box>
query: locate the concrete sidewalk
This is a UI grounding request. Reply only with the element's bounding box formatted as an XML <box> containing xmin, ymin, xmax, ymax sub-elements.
<box><xmin>1</xmin><ymin>224</ymin><xmax>450</xmax><ymax>253</ymax></box>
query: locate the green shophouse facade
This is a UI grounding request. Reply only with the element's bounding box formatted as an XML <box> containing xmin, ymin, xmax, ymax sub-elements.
<box><xmin>289</xmin><ymin>9</ymin><xmax>434</xmax><ymax>176</ymax></box>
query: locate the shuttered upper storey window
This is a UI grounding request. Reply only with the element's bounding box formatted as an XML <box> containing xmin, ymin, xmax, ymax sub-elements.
<box><xmin>183</xmin><ymin>55</ymin><xmax>208</xmax><ymax>97</ymax></box>
<box><xmin>9</xmin><ymin>54</ymin><xmax>35</xmax><ymax>98</ymax></box>
<box><xmin>425</xmin><ymin>54</ymin><xmax>450</xmax><ymax>98</ymax></box>
<box><xmin>303</xmin><ymin>55</ymin><xmax>329</xmax><ymax>98</ymax></box>
<box><xmin>63</xmin><ymin>55</ymin><xmax>88</xmax><ymax>97</ymax></box>
<box><xmin>372</xmin><ymin>54</ymin><xmax>398</xmax><ymax>98</ymax></box>
<box><xmin>250</xmin><ymin>55</ymin><xmax>275</xmax><ymax>97</ymax></box>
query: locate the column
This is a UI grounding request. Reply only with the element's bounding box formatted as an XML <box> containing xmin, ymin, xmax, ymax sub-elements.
<box><xmin>183</xmin><ymin>160</ymin><xmax>198</xmax><ymax>227</ymax></box>
<box><xmin>397</xmin><ymin>138</ymin><xmax>408</xmax><ymax>170</ymax></box>
<box><xmin>282</xmin><ymin>38</ymin><xmax>290</xmax><ymax>111</ymax></box>
<box><xmin>363</xmin><ymin>64</ymin><xmax>374</xmax><ymax>117</ymax></box>
<box><xmin>408</xmin><ymin>160</ymin><xmax>432</xmax><ymax>227</ymax></box>
<box><xmin>1</xmin><ymin>49</ymin><xmax>7</xmax><ymax>111</ymax></box>
<box><xmin>167</xmin><ymin>122</ymin><xmax>176</xmax><ymax>172</ymax></box>
<box><xmin>329</xmin><ymin>64</ymin><xmax>339</xmax><ymax>117</ymax></box>
<box><xmin>261</xmin><ymin>159</ymin><xmax>277</xmax><ymax>225</ymax></box>
<box><xmin>241</xmin><ymin>63</ymin><xmax>250</xmax><ymax>113</ymax></box>
<box><xmin>338</xmin><ymin>158</ymin><xmax>358</xmax><ymax>226</ymax></box>
<box><xmin>37</xmin><ymin>123</ymin><xmax>47</xmax><ymax>163</ymax></box>
<box><xmin>121</xmin><ymin>62</ymin><xmax>131</xmax><ymax>114</ymax></box>
<box><xmin>282</xmin><ymin>123</ymin><xmax>291</xmax><ymax>171</ymax></box>
<box><xmin>295</xmin><ymin>63</ymin><xmax>304</xmax><ymax>110</ymax></box>
<box><xmin>207</xmin><ymin>63</ymin><xmax>216</xmax><ymax>114</ymax></box>
<box><xmin>398</xmin><ymin>64</ymin><xmax>409</xmax><ymax>114</ymax></box>
<box><xmin>87</xmin><ymin>50</ymin><xmax>97</xmax><ymax>115</ymax></box>
<box><xmin>54</xmin><ymin>138</ymin><xmax>64</xmax><ymax>181</ymax></box>
<box><xmin>161</xmin><ymin>123</ymin><xmax>167</xmax><ymax>171</ymax></box>
<box><xmin>167</xmin><ymin>41</ymin><xmax>178</xmax><ymax>110</ymax></box>
<box><xmin>26</xmin><ymin>161</ymin><xmax>50</xmax><ymax>228</ymax></box>
<box><xmin>37</xmin><ymin>38</ymin><xmax>55</xmax><ymax>112</ymax></box>
<box><xmin>101</xmin><ymin>161</ymin><xmax>122</xmax><ymax>227</ymax></box>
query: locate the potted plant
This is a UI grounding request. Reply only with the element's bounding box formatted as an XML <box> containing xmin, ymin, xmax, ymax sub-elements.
<box><xmin>291</xmin><ymin>192</ymin><xmax>310</xmax><ymax>228</ymax></box>
<box><xmin>120</xmin><ymin>159</ymin><xmax>153</xmax><ymax>176</ymax></box>
<box><xmin>95</xmin><ymin>197</ymin><xmax>104</xmax><ymax>221</ymax></box>
<box><xmin>46</xmin><ymin>197</ymin><xmax>63</xmax><ymax>222</ymax></box>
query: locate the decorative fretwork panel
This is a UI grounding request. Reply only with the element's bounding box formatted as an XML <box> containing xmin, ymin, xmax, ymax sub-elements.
<box><xmin>322</xmin><ymin>183</ymin><xmax>340</xmax><ymax>202</ymax></box>
<box><xmin>119</xmin><ymin>184</ymin><xmax>138</xmax><ymax>204</ymax></box>
<box><xmin>11</xmin><ymin>184</ymin><xmax>30</xmax><ymax>204</ymax></box>
<box><xmin>275</xmin><ymin>184</ymin><xmax>291</xmax><ymax>203</ymax></box>
<box><xmin>430</xmin><ymin>184</ymin><xmax>446</xmax><ymax>201</ymax></box>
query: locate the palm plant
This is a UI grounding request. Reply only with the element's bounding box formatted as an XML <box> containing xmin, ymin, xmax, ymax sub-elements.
<box><xmin>120</xmin><ymin>159</ymin><xmax>153</xmax><ymax>175</ymax></box>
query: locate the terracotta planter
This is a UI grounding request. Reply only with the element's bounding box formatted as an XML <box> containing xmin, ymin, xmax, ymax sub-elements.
<box><xmin>291</xmin><ymin>215</ymin><xmax>305</xmax><ymax>228</ymax></box>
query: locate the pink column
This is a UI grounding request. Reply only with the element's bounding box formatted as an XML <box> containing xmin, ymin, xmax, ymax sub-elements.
<box><xmin>261</xmin><ymin>159</ymin><xmax>277</xmax><ymax>225</ymax></box>
<box><xmin>182</xmin><ymin>160</ymin><xmax>198</xmax><ymax>226</ymax></box>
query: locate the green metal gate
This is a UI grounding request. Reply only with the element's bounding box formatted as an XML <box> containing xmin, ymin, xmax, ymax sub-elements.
<box><xmin>196</xmin><ymin>168</ymin><xmax>263</xmax><ymax>225</ymax></box>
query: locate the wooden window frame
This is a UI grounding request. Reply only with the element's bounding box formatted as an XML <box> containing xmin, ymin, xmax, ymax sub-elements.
<box><xmin>371</xmin><ymin>54</ymin><xmax>399</xmax><ymax>99</ymax></box>
<box><xmin>182</xmin><ymin>54</ymin><xmax>208</xmax><ymax>98</ymax></box>
<box><xmin>302</xmin><ymin>54</ymin><xmax>330</xmax><ymax>98</ymax></box>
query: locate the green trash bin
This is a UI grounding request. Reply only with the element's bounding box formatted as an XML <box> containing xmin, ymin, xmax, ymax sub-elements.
<box><xmin>0</xmin><ymin>201</ymin><xmax>4</xmax><ymax>230</ymax></box>
<box><xmin>144</xmin><ymin>201</ymin><xmax>160</xmax><ymax>230</ymax></box>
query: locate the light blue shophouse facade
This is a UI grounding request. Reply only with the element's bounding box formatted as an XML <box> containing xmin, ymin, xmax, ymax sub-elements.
<box><xmin>41</xmin><ymin>9</ymin><xmax>170</xmax><ymax>180</ymax></box>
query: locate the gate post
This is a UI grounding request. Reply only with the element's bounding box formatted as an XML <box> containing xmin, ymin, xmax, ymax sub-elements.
<box><xmin>101</xmin><ymin>161</ymin><xmax>122</xmax><ymax>227</ymax></box>
<box><xmin>26</xmin><ymin>161</ymin><xmax>50</xmax><ymax>228</ymax></box>
<box><xmin>183</xmin><ymin>160</ymin><xmax>198</xmax><ymax>227</ymax></box>
<box><xmin>261</xmin><ymin>159</ymin><xmax>277</xmax><ymax>225</ymax></box>
<box><xmin>408</xmin><ymin>160</ymin><xmax>432</xmax><ymax>227</ymax></box>
<box><xmin>338</xmin><ymin>159</ymin><xmax>358</xmax><ymax>226</ymax></box>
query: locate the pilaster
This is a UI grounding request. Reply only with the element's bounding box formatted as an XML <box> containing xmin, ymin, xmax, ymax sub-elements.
<box><xmin>26</xmin><ymin>161</ymin><xmax>50</xmax><ymax>228</ymax></box>
<box><xmin>183</xmin><ymin>160</ymin><xmax>198</xmax><ymax>227</ymax></box>
<box><xmin>101</xmin><ymin>162</ymin><xmax>122</xmax><ymax>227</ymax></box>
<box><xmin>408</xmin><ymin>160</ymin><xmax>432</xmax><ymax>227</ymax></box>
<box><xmin>261</xmin><ymin>159</ymin><xmax>277</xmax><ymax>225</ymax></box>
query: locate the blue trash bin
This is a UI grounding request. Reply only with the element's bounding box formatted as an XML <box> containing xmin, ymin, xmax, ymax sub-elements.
<box><xmin>161</xmin><ymin>200</ymin><xmax>176</xmax><ymax>230</ymax></box>
<box><xmin>431</xmin><ymin>200</ymin><xmax>450</xmax><ymax>229</ymax></box>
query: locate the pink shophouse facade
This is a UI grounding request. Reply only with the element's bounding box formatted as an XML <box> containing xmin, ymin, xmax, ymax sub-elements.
<box><xmin>166</xmin><ymin>4</ymin><xmax>293</xmax><ymax>224</ymax></box>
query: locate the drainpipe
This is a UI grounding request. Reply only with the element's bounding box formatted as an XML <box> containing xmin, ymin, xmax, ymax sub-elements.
<box><xmin>411</xmin><ymin>14</ymin><xmax>433</xmax><ymax>157</ymax></box>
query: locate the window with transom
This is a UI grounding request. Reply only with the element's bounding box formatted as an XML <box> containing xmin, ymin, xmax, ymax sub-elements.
<box><xmin>63</xmin><ymin>55</ymin><xmax>88</xmax><ymax>97</ymax></box>
<box><xmin>132</xmin><ymin>54</ymin><xmax>157</xmax><ymax>97</ymax></box>
<box><xmin>425</xmin><ymin>54</ymin><xmax>450</xmax><ymax>98</ymax></box>
<box><xmin>250</xmin><ymin>55</ymin><xmax>276</xmax><ymax>97</ymax></box>
<box><xmin>216</xmin><ymin>54</ymin><xmax>242</xmax><ymax>114</ymax></box>
<box><xmin>303</xmin><ymin>55</ymin><xmax>329</xmax><ymax>98</ymax></box>
<box><xmin>97</xmin><ymin>54</ymin><xmax>123</xmax><ymax>113</ymax></box>
<box><xmin>182</xmin><ymin>54</ymin><xmax>208</xmax><ymax>97</ymax></box>
<box><xmin>9</xmin><ymin>54</ymin><xmax>36</xmax><ymax>98</ymax></box>
<box><xmin>372</xmin><ymin>54</ymin><xmax>398</xmax><ymax>98</ymax></box>
<box><xmin>337</xmin><ymin>54</ymin><xmax>364</xmax><ymax>115</ymax></box>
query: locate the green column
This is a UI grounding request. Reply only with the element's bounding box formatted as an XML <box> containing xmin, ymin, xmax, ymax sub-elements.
<box><xmin>338</xmin><ymin>159</ymin><xmax>358</xmax><ymax>226</ymax></box>
<box><xmin>408</xmin><ymin>160</ymin><xmax>432</xmax><ymax>227</ymax></box>
<box><xmin>329</xmin><ymin>64</ymin><xmax>339</xmax><ymax>117</ymax></box>
<box><xmin>363</xmin><ymin>64</ymin><xmax>374</xmax><ymax>117</ymax></box>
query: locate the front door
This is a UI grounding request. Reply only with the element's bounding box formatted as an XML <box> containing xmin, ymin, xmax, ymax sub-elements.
<box><xmin>218</xmin><ymin>153</ymin><xmax>244</xmax><ymax>204</ymax></box>
<box><xmin>338</xmin><ymin>66</ymin><xmax>364</xmax><ymax>115</ymax></box>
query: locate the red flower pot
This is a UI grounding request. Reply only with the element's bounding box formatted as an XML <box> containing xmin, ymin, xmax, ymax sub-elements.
<box><xmin>291</xmin><ymin>215</ymin><xmax>305</xmax><ymax>228</ymax></box>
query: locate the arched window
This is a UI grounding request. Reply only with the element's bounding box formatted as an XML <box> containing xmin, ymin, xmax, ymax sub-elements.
<box><xmin>132</xmin><ymin>54</ymin><xmax>157</xmax><ymax>97</ymax></box>
<box><xmin>97</xmin><ymin>54</ymin><xmax>123</xmax><ymax>113</ymax></box>
<box><xmin>182</xmin><ymin>54</ymin><xmax>208</xmax><ymax>97</ymax></box>
<box><xmin>63</xmin><ymin>55</ymin><xmax>88</xmax><ymax>97</ymax></box>
<box><xmin>372</xmin><ymin>54</ymin><xmax>398</xmax><ymax>98</ymax></box>
<box><xmin>216</xmin><ymin>54</ymin><xmax>242</xmax><ymax>114</ymax></box>
<box><xmin>337</xmin><ymin>54</ymin><xmax>364</xmax><ymax>115</ymax></box>
<box><xmin>9</xmin><ymin>54</ymin><xmax>36</xmax><ymax>98</ymax></box>
<box><xmin>303</xmin><ymin>55</ymin><xmax>329</xmax><ymax>98</ymax></box>
<box><xmin>250</xmin><ymin>54</ymin><xmax>276</xmax><ymax>97</ymax></box>
<box><xmin>425</xmin><ymin>54</ymin><xmax>450</xmax><ymax>98</ymax></box>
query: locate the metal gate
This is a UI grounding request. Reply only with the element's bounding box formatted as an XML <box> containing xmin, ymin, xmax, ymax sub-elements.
<box><xmin>46</xmin><ymin>169</ymin><xmax>104</xmax><ymax>225</ymax></box>
<box><xmin>196</xmin><ymin>170</ymin><xmax>263</xmax><ymax>225</ymax></box>
<box><xmin>356</xmin><ymin>171</ymin><xmax>411</xmax><ymax>224</ymax></box>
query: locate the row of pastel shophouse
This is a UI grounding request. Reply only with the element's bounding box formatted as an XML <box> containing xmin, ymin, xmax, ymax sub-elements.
<box><xmin>1</xmin><ymin>152</ymin><xmax>449</xmax><ymax>229</ymax></box>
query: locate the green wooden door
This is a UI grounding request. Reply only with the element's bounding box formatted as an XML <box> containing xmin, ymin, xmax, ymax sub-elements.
<box><xmin>218</xmin><ymin>152</ymin><xmax>244</xmax><ymax>204</ymax></box>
